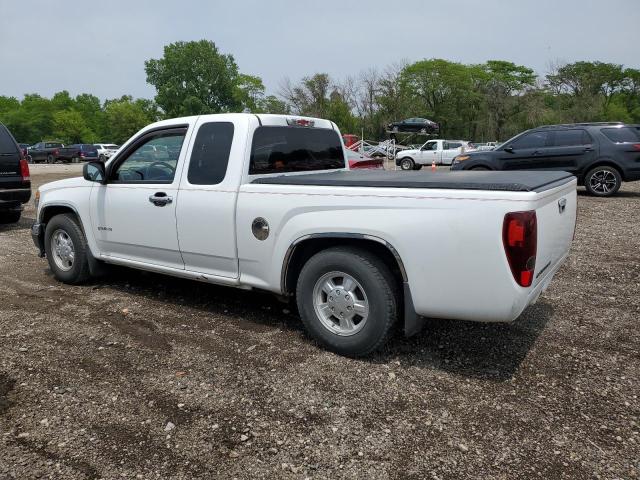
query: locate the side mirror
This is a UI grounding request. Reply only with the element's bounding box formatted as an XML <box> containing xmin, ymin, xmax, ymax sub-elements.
<box><xmin>503</xmin><ymin>146</ymin><xmax>514</xmax><ymax>153</ymax></box>
<box><xmin>83</xmin><ymin>161</ymin><xmax>106</xmax><ymax>184</ymax></box>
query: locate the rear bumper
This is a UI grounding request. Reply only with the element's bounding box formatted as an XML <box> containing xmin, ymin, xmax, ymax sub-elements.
<box><xmin>0</xmin><ymin>187</ymin><xmax>31</xmax><ymax>208</ymax></box>
<box><xmin>31</xmin><ymin>223</ymin><xmax>46</xmax><ymax>257</ymax></box>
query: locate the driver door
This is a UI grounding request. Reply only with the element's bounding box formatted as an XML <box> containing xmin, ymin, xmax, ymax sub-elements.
<box><xmin>90</xmin><ymin>126</ymin><xmax>189</xmax><ymax>269</ymax></box>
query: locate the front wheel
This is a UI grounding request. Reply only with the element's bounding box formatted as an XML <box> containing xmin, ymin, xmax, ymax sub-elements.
<box><xmin>584</xmin><ymin>166</ymin><xmax>621</xmax><ymax>197</ymax></box>
<box><xmin>44</xmin><ymin>214</ymin><xmax>91</xmax><ymax>284</ymax></box>
<box><xmin>400</xmin><ymin>157</ymin><xmax>415</xmax><ymax>170</ymax></box>
<box><xmin>296</xmin><ymin>246</ymin><xmax>399</xmax><ymax>357</ymax></box>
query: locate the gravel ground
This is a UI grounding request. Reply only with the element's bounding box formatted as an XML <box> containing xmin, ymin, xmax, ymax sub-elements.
<box><xmin>0</xmin><ymin>164</ymin><xmax>638</xmax><ymax>479</ymax></box>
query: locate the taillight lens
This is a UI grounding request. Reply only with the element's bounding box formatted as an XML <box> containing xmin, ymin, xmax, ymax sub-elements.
<box><xmin>632</xmin><ymin>144</ymin><xmax>640</xmax><ymax>151</ymax></box>
<box><xmin>19</xmin><ymin>158</ymin><xmax>30</xmax><ymax>182</ymax></box>
<box><xmin>503</xmin><ymin>211</ymin><xmax>537</xmax><ymax>287</ymax></box>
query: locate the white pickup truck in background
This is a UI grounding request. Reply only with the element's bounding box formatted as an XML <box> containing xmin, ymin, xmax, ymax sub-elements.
<box><xmin>396</xmin><ymin>139</ymin><xmax>475</xmax><ymax>169</ymax></box>
<box><xmin>31</xmin><ymin>114</ymin><xmax>577</xmax><ymax>356</ymax></box>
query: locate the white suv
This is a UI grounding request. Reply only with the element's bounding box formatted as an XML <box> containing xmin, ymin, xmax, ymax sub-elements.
<box><xmin>94</xmin><ymin>144</ymin><xmax>120</xmax><ymax>162</ymax></box>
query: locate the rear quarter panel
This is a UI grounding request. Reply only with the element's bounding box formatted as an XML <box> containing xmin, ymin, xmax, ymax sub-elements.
<box><xmin>236</xmin><ymin>183</ymin><xmax>575</xmax><ymax>322</ymax></box>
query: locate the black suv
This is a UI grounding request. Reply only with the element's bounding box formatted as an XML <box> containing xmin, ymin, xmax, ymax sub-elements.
<box><xmin>0</xmin><ymin>123</ymin><xmax>31</xmax><ymax>223</ymax></box>
<box><xmin>451</xmin><ymin>122</ymin><xmax>640</xmax><ymax>196</ymax></box>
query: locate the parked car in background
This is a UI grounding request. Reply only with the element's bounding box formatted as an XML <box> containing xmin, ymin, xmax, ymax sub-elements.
<box><xmin>57</xmin><ymin>144</ymin><xmax>99</xmax><ymax>163</ymax></box>
<box><xmin>387</xmin><ymin>118</ymin><xmax>439</xmax><ymax>135</ymax></box>
<box><xmin>474</xmin><ymin>141</ymin><xmax>500</xmax><ymax>151</ymax></box>
<box><xmin>396</xmin><ymin>139</ymin><xmax>475</xmax><ymax>170</ymax></box>
<box><xmin>18</xmin><ymin>143</ymin><xmax>30</xmax><ymax>157</ymax></box>
<box><xmin>95</xmin><ymin>143</ymin><xmax>120</xmax><ymax>162</ymax></box>
<box><xmin>0</xmin><ymin>123</ymin><xmax>31</xmax><ymax>223</ymax></box>
<box><xmin>31</xmin><ymin>113</ymin><xmax>577</xmax><ymax>356</ymax></box>
<box><xmin>345</xmin><ymin>149</ymin><xmax>384</xmax><ymax>169</ymax></box>
<box><xmin>451</xmin><ymin>122</ymin><xmax>640</xmax><ymax>196</ymax></box>
<box><xmin>29</xmin><ymin>142</ymin><xmax>64</xmax><ymax>163</ymax></box>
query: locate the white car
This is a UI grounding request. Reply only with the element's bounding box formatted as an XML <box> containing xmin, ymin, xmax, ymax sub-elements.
<box><xmin>396</xmin><ymin>139</ymin><xmax>475</xmax><ymax>169</ymax></box>
<box><xmin>31</xmin><ymin>114</ymin><xmax>577</xmax><ymax>356</ymax></box>
<box><xmin>94</xmin><ymin>144</ymin><xmax>120</xmax><ymax>162</ymax></box>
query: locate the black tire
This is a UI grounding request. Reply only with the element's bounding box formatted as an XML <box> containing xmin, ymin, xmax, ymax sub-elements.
<box><xmin>44</xmin><ymin>213</ymin><xmax>91</xmax><ymax>284</ymax></box>
<box><xmin>47</xmin><ymin>154</ymin><xmax>55</xmax><ymax>164</ymax></box>
<box><xmin>399</xmin><ymin>157</ymin><xmax>415</xmax><ymax>170</ymax></box>
<box><xmin>296</xmin><ymin>246</ymin><xmax>399</xmax><ymax>357</ymax></box>
<box><xmin>0</xmin><ymin>211</ymin><xmax>21</xmax><ymax>224</ymax></box>
<box><xmin>584</xmin><ymin>165</ymin><xmax>622</xmax><ymax>197</ymax></box>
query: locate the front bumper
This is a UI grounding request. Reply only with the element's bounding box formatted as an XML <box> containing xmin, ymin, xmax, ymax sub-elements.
<box><xmin>31</xmin><ymin>223</ymin><xmax>45</xmax><ymax>257</ymax></box>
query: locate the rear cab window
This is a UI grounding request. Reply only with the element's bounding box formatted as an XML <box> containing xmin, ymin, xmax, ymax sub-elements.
<box><xmin>249</xmin><ymin>126</ymin><xmax>345</xmax><ymax>175</ymax></box>
<box><xmin>601</xmin><ymin>127</ymin><xmax>640</xmax><ymax>143</ymax></box>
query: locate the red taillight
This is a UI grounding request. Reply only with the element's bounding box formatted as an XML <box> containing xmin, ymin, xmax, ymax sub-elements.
<box><xmin>19</xmin><ymin>158</ymin><xmax>30</xmax><ymax>182</ymax></box>
<box><xmin>632</xmin><ymin>144</ymin><xmax>640</xmax><ymax>151</ymax></box>
<box><xmin>54</xmin><ymin>149</ymin><xmax>59</xmax><ymax>155</ymax></box>
<box><xmin>79</xmin><ymin>151</ymin><xmax>85</xmax><ymax>157</ymax></box>
<box><xmin>503</xmin><ymin>211</ymin><xmax>537</xmax><ymax>287</ymax></box>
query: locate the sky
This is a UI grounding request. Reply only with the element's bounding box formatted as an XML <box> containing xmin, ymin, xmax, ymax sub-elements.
<box><xmin>1</xmin><ymin>0</ymin><xmax>639</xmax><ymax>101</ymax></box>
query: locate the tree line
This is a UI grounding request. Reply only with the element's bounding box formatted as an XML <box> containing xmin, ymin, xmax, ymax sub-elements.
<box><xmin>0</xmin><ymin>40</ymin><xmax>638</xmax><ymax>145</ymax></box>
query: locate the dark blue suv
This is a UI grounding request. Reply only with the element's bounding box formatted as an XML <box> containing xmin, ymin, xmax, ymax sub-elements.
<box><xmin>451</xmin><ymin>122</ymin><xmax>640</xmax><ymax>196</ymax></box>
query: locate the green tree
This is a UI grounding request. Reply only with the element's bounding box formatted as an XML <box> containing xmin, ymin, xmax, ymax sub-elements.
<box><xmin>145</xmin><ymin>40</ymin><xmax>244</xmax><ymax>117</ymax></box>
<box><xmin>103</xmin><ymin>99</ymin><xmax>152</xmax><ymax>144</ymax></box>
<box><xmin>52</xmin><ymin>109</ymin><xmax>95</xmax><ymax>144</ymax></box>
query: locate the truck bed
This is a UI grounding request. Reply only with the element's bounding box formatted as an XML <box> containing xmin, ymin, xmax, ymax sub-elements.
<box><xmin>252</xmin><ymin>170</ymin><xmax>575</xmax><ymax>193</ymax></box>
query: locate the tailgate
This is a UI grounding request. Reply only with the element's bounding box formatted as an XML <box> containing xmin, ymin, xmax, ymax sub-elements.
<box><xmin>532</xmin><ymin>180</ymin><xmax>577</xmax><ymax>287</ymax></box>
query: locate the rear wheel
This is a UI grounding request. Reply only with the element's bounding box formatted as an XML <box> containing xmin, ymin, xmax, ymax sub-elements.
<box><xmin>47</xmin><ymin>154</ymin><xmax>55</xmax><ymax>164</ymax></box>
<box><xmin>584</xmin><ymin>166</ymin><xmax>621</xmax><ymax>197</ymax></box>
<box><xmin>44</xmin><ymin>214</ymin><xmax>91</xmax><ymax>284</ymax></box>
<box><xmin>400</xmin><ymin>157</ymin><xmax>415</xmax><ymax>170</ymax></box>
<box><xmin>296</xmin><ymin>246</ymin><xmax>399</xmax><ymax>357</ymax></box>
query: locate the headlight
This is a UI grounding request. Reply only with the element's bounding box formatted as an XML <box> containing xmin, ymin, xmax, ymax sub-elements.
<box><xmin>455</xmin><ymin>155</ymin><xmax>470</xmax><ymax>162</ymax></box>
<box><xmin>34</xmin><ymin>189</ymin><xmax>40</xmax><ymax>210</ymax></box>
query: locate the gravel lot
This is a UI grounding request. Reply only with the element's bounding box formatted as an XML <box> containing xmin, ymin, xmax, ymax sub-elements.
<box><xmin>1</xmin><ymin>164</ymin><xmax>638</xmax><ymax>479</ymax></box>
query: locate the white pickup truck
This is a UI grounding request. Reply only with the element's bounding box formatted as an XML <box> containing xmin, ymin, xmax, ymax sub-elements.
<box><xmin>396</xmin><ymin>139</ymin><xmax>474</xmax><ymax>170</ymax></box>
<box><xmin>31</xmin><ymin>114</ymin><xmax>577</xmax><ymax>356</ymax></box>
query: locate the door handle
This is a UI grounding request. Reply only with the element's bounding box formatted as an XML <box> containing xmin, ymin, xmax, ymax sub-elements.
<box><xmin>148</xmin><ymin>192</ymin><xmax>173</xmax><ymax>207</ymax></box>
<box><xmin>583</xmin><ymin>147</ymin><xmax>594</xmax><ymax>152</ymax></box>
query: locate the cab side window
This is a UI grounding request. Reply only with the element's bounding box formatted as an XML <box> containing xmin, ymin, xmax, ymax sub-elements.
<box><xmin>511</xmin><ymin>131</ymin><xmax>549</xmax><ymax>149</ymax></box>
<box><xmin>187</xmin><ymin>122</ymin><xmax>234</xmax><ymax>185</ymax></box>
<box><xmin>111</xmin><ymin>129</ymin><xmax>186</xmax><ymax>183</ymax></box>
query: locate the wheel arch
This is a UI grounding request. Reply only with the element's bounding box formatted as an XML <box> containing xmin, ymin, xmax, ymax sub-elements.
<box><xmin>281</xmin><ymin>233</ymin><xmax>407</xmax><ymax>294</ymax></box>
<box><xmin>38</xmin><ymin>203</ymin><xmax>104</xmax><ymax>275</ymax></box>
<box><xmin>582</xmin><ymin>159</ymin><xmax>625</xmax><ymax>183</ymax></box>
<box><xmin>280</xmin><ymin>233</ymin><xmax>423</xmax><ymax>337</ymax></box>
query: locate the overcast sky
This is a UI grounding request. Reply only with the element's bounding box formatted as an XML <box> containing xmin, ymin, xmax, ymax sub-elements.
<box><xmin>1</xmin><ymin>0</ymin><xmax>639</xmax><ymax>101</ymax></box>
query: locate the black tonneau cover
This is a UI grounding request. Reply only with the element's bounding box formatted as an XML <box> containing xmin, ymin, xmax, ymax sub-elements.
<box><xmin>252</xmin><ymin>170</ymin><xmax>575</xmax><ymax>193</ymax></box>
